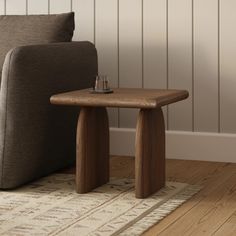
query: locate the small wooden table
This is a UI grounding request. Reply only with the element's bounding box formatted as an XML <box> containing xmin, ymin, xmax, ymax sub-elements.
<box><xmin>50</xmin><ymin>88</ymin><xmax>188</xmax><ymax>198</ymax></box>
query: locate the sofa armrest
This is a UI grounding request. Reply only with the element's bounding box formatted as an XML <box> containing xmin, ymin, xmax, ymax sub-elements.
<box><xmin>0</xmin><ymin>41</ymin><xmax>97</xmax><ymax>188</ymax></box>
<box><xmin>1</xmin><ymin>41</ymin><xmax>97</xmax><ymax>100</ymax></box>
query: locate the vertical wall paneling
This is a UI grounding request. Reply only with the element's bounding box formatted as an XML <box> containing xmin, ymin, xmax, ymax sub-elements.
<box><xmin>168</xmin><ymin>0</ymin><xmax>192</xmax><ymax>131</ymax></box>
<box><xmin>72</xmin><ymin>0</ymin><xmax>94</xmax><ymax>42</ymax></box>
<box><xmin>143</xmin><ymin>0</ymin><xmax>167</xmax><ymax>125</ymax></box>
<box><xmin>5</xmin><ymin>0</ymin><xmax>236</xmax><ymax>135</ymax></box>
<box><xmin>28</xmin><ymin>0</ymin><xmax>48</xmax><ymax>14</ymax></box>
<box><xmin>220</xmin><ymin>0</ymin><xmax>236</xmax><ymax>133</ymax></box>
<box><xmin>143</xmin><ymin>0</ymin><xmax>167</xmax><ymax>89</ymax></box>
<box><xmin>6</xmin><ymin>0</ymin><xmax>26</xmax><ymax>14</ymax></box>
<box><xmin>194</xmin><ymin>0</ymin><xmax>218</xmax><ymax>132</ymax></box>
<box><xmin>0</xmin><ymin>0</ymin><xmax>4</xmax><ymax>14</ymax></box>
<box><xmin>49</xmin><ymin>0</ymin><xmax>71</xmax><ymax>14</ymax></box>
<box><xmin>119</xmin><ymin>0</ymin><xmax>142</xmax><ymax>128</ymax></box>
<box><xmin>96</xmin><ymin>0</ymin><xmax>118</xmax><ymax>127</ymax></box>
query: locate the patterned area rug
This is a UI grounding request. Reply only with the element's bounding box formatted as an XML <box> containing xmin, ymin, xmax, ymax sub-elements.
<box><xmin>0</xmin><ymin>174</ymin><xmax>201</xmax><ymax>236</ymax></box>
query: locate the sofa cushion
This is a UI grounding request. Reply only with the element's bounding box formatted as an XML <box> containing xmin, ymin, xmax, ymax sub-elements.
<box><xmin>0</xmin><ymin>12</ymin><xmax>74</xmax><ymax>79</ymax></box>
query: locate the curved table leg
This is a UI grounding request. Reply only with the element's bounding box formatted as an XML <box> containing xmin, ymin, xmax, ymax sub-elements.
<box><xmin>76</xmin><ymin>107</ymin><xmax>109</xmax><ymax>193</ymax></box>
<box><xmin>135</xmin><ymin>108</ymin><xmax>165</xmax><ymax>198</ymax></box>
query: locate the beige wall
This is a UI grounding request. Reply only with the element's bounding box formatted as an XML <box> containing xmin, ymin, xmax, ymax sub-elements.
<box><xmin>1</xmin><ymin>0</ymin><xmax>236</xmax><ymax>134</ymax></box>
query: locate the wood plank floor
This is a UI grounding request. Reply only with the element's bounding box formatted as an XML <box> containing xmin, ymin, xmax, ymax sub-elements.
<box><xmin>63</xmin><ymin>156</ymin><xmax>236</xmax><ymax>235</ymax></box>
<box><xmin>110</xmin><ymin>156</ymin><xmax>236</xmax><ymax>236</ymax></box>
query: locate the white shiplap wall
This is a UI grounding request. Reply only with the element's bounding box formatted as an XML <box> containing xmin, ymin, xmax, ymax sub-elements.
<box><xmin>1</xmin><ymin>0</ymin><xmax>236</xmax><ymax>134</ymax></box>
<box><xmin>193</xmin><ymin>0</ymin><xmax>219</xmax><ymax>132</ymax></box>
<box><xmin>220</xmin><ymin>0</ymin><xmax>236</xmax><ymax>133</ymax></box>
<box><xmin>0</xmin><ymin>0</ymin><xmax>4</xmax><ymax>14</ymax></box>
<box><xmin>168</xmin><ymin>0</ymin><xmax>193</xmax><ymax>131</ymax></box>
<box><xmin>95</xmin><ymin>0</ymin><xmax>118</xmax><ymax>127</ymax></box>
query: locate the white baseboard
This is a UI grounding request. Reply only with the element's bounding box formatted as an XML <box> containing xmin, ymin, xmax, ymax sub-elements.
<box><xmin>110</xmin><ymin>128</ymin><xmax>236</xmax><ymax>163</ymax></box>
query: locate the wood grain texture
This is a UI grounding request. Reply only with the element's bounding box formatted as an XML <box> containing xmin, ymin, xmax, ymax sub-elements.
<box><xmin>52</xmin><ymin>89</ymin><xmax>187</xmax><ymax>198</ymax></box>
<box><xmin>158</xmin><ymin>173</ymin><xmax>236</xmax><ymax>236</ymax></box>
<box><xmin>76</xmin><ymin>107</ymin><xmax>109</xmax><ymax>193</ymax></box>
<box><xmin>50</xmin><ymin>88</ymin><xmax>189</xmax><ymax>109</ymax></box>
<box><xmin>109</xmin><ymin>157</ymin><xmax>236</xmax><ymax>236</ymax></box>
<box><xmin>59</xmin><ymin>157</ymin><xmax>236</xmax><ymax>235</ymax></box>
<box><xmin>144</xmin><ymin>162</ymin><xmax>236</xmax><ymax>236</ymax></box>
<box><xmin>214</xmin><ymin>212</ymin><xmax>236</xmax><ymax>236</ymax></box>
<box><xmin>135</xmin><ymin>108</ymin><xmax>165</xmax><ymax>198</ymax></box>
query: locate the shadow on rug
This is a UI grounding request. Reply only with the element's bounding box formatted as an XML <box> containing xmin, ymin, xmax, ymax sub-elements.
<box><xmin>0</xmin><ymin>174</ymin><xmax>201</xmax><ymax>235</ymax></box>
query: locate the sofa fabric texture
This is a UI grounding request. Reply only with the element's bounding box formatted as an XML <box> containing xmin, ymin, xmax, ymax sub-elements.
<box><xmin>0</xmin><ymin>12</ymin><xmax>74</xmax><ymax>79</ymax></box>
<box><xmin>0</xmin><ymin>42</ymin><xmax>97</xmax><ymax>189</ymax></box>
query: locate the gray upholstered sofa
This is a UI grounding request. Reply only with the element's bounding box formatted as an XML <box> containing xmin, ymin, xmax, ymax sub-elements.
<box><xmin>0</xmin><ymin>13</ymin><xmax>97</xmax><ymax>189</ymax></box>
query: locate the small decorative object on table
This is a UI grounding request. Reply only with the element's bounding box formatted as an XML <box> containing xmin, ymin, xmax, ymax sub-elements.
<box><xmin>90</xmin><ymin>75</ymin><xmax>113</xmax><ymax>94</ymax></box>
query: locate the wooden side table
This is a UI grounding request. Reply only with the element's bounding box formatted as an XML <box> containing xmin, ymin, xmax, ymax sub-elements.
<box><xmin>50</xmin><ymin>88</ymin><xmax>188</xmax><ymax>198</ymax></box>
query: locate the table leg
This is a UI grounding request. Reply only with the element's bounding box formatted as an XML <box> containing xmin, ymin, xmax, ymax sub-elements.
<box><xmin>135</xmin><ymin>108</ymin><xmax>165</xmax><ymax>198</ymax></box>
<box><xmin>76</xmin><ymin>107</ymin><xmax>109</xmax><ymax>193</ymax></box>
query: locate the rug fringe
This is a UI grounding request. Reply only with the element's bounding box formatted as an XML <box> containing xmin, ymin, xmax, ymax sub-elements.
<box><xmin>119</xmin><ymin>184</ymin><xmax>202</xmax><ymax>236</ymax></box>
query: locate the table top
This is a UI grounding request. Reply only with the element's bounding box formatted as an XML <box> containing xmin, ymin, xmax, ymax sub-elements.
<box><xmin>50</xmin><ymin>88</ymin><xmax>189</xmax><ymax>109</ymax></box>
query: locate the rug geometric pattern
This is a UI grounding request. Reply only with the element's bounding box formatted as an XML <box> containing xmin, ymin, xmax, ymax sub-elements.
<box><xmin>0</xmin><ymin>174</ymin><xmax>201</xmax><ymax>236</ymax></box>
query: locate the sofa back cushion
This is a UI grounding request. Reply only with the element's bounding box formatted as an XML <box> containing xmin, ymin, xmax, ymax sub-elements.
<box><xmin>0</xmin><ymin>12</ymin><xmax>74</xmax><ymax>78</ymax></box>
